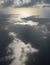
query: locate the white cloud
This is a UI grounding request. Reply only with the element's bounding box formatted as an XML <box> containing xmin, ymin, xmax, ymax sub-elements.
<box><xmin>13</xmin><ymin>21</ymin><xmax>39</xmax><ymax>26</ymax></box>
<box><xmin>13</xmin><ymin>0</ymin><xmax>22</xmax><ymax>7</ymax></box>
<box><xmin>22</xmin><ymin>0</ymin><xmax>31</xmax><ymax>4</ymax></box>
<box><xmin>0</xmin><ymin>0</ymin><xmax>3</xmax><ymax>3</ymax></box>
<box><xmin>33</xmin><ymin>1</ymin><xmax>50</xmax><ymax>8</ymax></box>
<box><xmin>12</xmin><ymin>0</ymin><xmax>31</xmax><ymax>7</ymax></box>
<box><xmin>8</xmin><ymin>32</ymin><xmax>38</xmax><ymax>65</ymax></box>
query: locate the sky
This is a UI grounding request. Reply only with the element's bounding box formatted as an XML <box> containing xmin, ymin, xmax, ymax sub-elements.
<box><xmin>0</xmin><ymin>0</ymin><xmax>50</xmax><ymax>65</ymax></box>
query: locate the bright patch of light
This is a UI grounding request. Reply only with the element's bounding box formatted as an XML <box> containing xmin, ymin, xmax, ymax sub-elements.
<box><xmin>14</xmin><ymin>21</ymin><xmax>39</xmax><ymax>26</ymax></box>
<box><xmin>20</xmin><ymin>11</ymin><xmax>31</xmax><ymax>18</ymax></box>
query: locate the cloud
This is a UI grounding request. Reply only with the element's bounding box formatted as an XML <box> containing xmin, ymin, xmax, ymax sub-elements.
<box><xmin>22</xmin><ymin>16</ymin><xmax>50</xmax><ymax>24</ymax></box>
<box><xmin>14</xmin><ymin>21</ymin><xmax>39</xmax><ymax>26</ymax></box>
<box><xmin>25</xmin><ymin>33</ymin><xmax>50</xmax><ymax>65</ymax></box>
<box><xmin>8</xmin><ymin>19</ymin><xmax>50</xmax><ymax>65</ymax></box>
<box><xmin>0</xmin><ymin>13</ymin><xmax>39</xmax><ymax>65</ymax></box>
<box><xmin>0</xmin><ymin>0</ymin><xmax>14</xmax><ymax>8</ymax></box>
<box><xmin>43</xmin><ymin>4</ymin><xmax>50</xmax><ymax>7</ymax></box>
<box><xmin>20</xmin><ymin>18</ymin><xmax>50</xmax><ymax>65</ymax></box>
<box><xmin>0</xmin><ymin>0</ymin><xmax>50</xmax><ymax>8</ymax></box>
<box><xmin>0</xmin><ymin>14</ymin><xmax>50</xmax><ymax>65</ymax></box>
<box><xmin>8</xmin><ymin>22</ymin><xmax>48</xmax><ymax>49</ymax></box>
<box><xmin>0</xmin><ymin>14</ymin><xmax>14</xmax><ymax>65</ymax></box>
<box><xmin>44</xmin><ymin>0</ymin><xmax>50</xmax><ymax>4</ymax></box>
<box><xmin>13</xmin><ymin>0</ymin><xmax>31</xmax><ymax>7</ymax></box>
<box><xmin>0</xmin><ymin>0</ymin><xmax>31</xmax><ymax>8</ymax></box>
<box><xmin>32</xmin><ymin>2</ymin><xmax>50</xmax><ymax>8</ymax></box>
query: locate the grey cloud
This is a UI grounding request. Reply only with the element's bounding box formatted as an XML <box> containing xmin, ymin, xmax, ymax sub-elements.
<box><xmin>0</xmin><ymin>0</ymin><xmax>50</xmax><ymax>8</ymax></box>
<box><xmin>8</xmin><ymin>19</ymin><xmax>50</xmax><ymax>65</ymax></box>
<box><xmin>0</xmin><ymin>0</ymin><xmax>31</xmax><ymax>8</ymax></box>
<box><xmin>1</xmin><ymin>0</ymin><xmax>14</xmax><ymax>7</ymax></box>
<box><xmin>22</xmin><ymin>16</ymin><xmax>50</xmax><ymax>24</ymax></box>
<box><xmin>20</xmin><ymin>0</ymin><xmax>42</xmax><ymax>7</ymax></box>
<box><xmin>0</xmin><ymin>13</ymin><xmax>50</xmax><ymax>65</ymax></box>
<box><xmin>25</xmin><ymin>33</ymin><xmax>50</xmax><ymax>65</ymax></box>
<box><xmin>43</xmin><ymin>5</ymin><xmax>50</xmax><ymax>7</ymax></box>
<box><xmin>8</xmin><ymin>23</ymin><xmax>48</xmax><ymax>49</ymax></box>
<box><xmin>0</xmin><ymin>14</ymin><xmax>14</xmax><ymax>65</ymax></box>
<box><xmin>44</xmin><ymin>0</ymin><xmax>50</xmax><ymax>4</ymax></box>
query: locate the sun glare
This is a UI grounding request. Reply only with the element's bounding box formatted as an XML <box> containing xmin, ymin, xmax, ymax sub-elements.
<box><xmin>20</xmin><ymin>11</ymin><xmax>31</xmax><ymax>18</ymax></box>
<box><xmin>2</xmin><ymin>8</ymin><xmax>40</xmax><ymax>18</ymax></box>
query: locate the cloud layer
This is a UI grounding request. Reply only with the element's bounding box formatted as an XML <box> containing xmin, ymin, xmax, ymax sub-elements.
<box><xmin>0</xmin><ymin>0</ymin><xmax>50</xmax><ymax>8</ymax></box>
<box><xmin>0</xmin><ymin>14</ymin><xmax>15</xmax><ymax>65</ymax></box>
<box><xmin>0</xmin><ymin>6</ymin><xmax>50</xmax><ymax>65</ymax></box>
